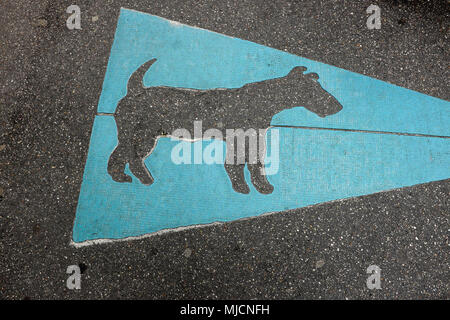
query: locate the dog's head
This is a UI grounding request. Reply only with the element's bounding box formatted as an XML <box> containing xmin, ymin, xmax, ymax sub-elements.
<box><xmin>283</xmin><ymin>66</ymin><xmax>343</xmax><ymax>117</ymax></box>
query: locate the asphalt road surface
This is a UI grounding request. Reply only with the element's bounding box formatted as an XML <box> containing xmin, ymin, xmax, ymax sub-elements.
<box><xmin>1</xmin><ymin>0</ymin><xmax>449</xmax><ymax>299</ymax></box>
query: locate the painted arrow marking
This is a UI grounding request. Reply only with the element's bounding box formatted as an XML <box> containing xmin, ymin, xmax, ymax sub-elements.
<box><xmin>72</xmin><ymin>8</ymin><xmax>449</xmax><ymax>245</ymax></box>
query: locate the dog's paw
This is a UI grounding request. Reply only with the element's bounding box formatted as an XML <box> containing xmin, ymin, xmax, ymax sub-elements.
<box><xmin>232</xmin><ymin>182</ymin><xmax>250</xmax><ymax>194</ymax></box>
<box><xmin>250</xmin><ymin>176</ymin><xmax>274</xmax><ymax>194</ymax></box>
<box><xmin>256</xmin><ymin>183</ymin><xmax>274</xmax><ymax>195</ymax></box>
<box><xmin>109</xmin><ymin>170</ymin><xmax>133</xmax><ymax>183</ymax></box>
<box><xmin>138</xmin><ymin>175</ymin><xmax>154</xmax><ymax>186</ymax></box>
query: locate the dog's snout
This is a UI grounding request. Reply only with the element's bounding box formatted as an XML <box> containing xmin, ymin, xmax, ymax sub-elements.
<box><xmin>326</xmin><ymin>96</ymin><xmax>343</xmax><ymax>116</ymax></box>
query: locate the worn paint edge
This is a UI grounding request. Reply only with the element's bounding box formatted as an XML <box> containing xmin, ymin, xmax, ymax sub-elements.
<box><xmin>70</xmin><ymin>178</ymin><xmax>449</xmax><ymax>248</ymax></box>
<box><xmin>118</xmin><ymin>7</ymin><xmax>449</xmax><ymax>104</ymax></box>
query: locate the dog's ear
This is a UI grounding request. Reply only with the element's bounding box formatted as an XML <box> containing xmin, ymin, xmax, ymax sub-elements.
<box><xmin>306</xmin><ymin>72</ymin><xmax>319</xmax><ymax>80</ymax></box>
<box><xmin>288</xmin><ymin>66</ymin><xmax>307</xmax><ymax>77</ymax></box>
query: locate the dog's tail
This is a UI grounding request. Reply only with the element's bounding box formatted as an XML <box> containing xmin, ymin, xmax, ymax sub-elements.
<box><xmin>127</xmin><ymin>58</ymin><xmax>157</xmax><ymax>96</ymax></box>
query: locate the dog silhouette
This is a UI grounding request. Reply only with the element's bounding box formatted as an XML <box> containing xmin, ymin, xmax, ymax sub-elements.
<box><xmin>107</xmin><ymin>59</ymin><xmax>343</xmax><ymax>194</ymax></box>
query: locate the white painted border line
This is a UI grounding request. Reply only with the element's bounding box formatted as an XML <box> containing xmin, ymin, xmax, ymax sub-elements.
<box><xmin>70</xmin><ymin>178</ymin><xmax>449</xmax><ymax>248</ymax></box>
<box><xmin>119</xmin><ymin>7</ymin><xmax>450</xmax><ymax>103</ymax></box>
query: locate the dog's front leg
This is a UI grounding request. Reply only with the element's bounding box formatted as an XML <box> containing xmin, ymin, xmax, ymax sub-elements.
<box><xmin>247</xmin><ymin>163</ymin><xmax>274</xmax><ymax>194</ymax></box>
<box><xmin>224</xmin><ymin>163</ymin><xmax>249</xmax><ymax>194</ymax></box>
<box><xmin>247</xmin><ymin>131</ymin><xmax>274</xmax><ymax>194</ymax></box>
<box><xmin>224</xmin><ymin>137</ymin><xmax>251</xmax><ymax>193</ymax></box>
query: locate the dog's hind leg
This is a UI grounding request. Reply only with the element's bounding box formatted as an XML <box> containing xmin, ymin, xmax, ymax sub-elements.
<box><xmin>108</xmin><ymin>144</ymin><xmax>133</xmax><ymax>183</ymax></box>
<box><xmin>128</xmin><ymin>139</ymin><xmax>156</xmax><ymax>185</ymax></box>
<box><xmin>129</xmin><ymin>158</ymin><xmax>154</xmax><ymax>185</ymax></box>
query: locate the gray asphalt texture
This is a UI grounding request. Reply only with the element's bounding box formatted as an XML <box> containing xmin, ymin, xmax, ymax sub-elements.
<box><xmin>1</xmin><ymin>0</ymin><xmax>449</xmax><ymax>299</ymax></box>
